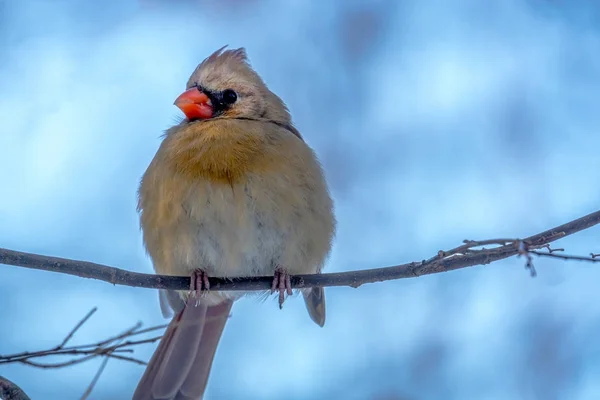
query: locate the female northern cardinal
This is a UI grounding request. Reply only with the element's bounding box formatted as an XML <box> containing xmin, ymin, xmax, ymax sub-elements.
<box><xmin>133</xmin><ymin>46</ymin><xmax>336</xmax><ymax>400</ymax></box>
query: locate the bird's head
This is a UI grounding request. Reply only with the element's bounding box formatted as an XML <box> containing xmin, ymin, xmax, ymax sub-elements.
<box><xmin>174</xmin><ymin>46</ymin><xmax>291</xmax><ymax>124</ymax></box>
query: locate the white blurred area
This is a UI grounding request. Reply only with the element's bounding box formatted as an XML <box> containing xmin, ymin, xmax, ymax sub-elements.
<box><xmin>1</xmin><ymin>0</ymin><xmax>600</xmax><ymax>399</ymax></box>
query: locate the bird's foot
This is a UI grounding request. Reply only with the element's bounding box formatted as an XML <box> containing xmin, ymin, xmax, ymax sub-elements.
<box><xmin>189</xmin><ymin>269</ymin><xmax>210</xmax><ymax>303</ymax></box>
<box><xmin>271</xmin><ymin>266</ymin><xmax>293</xmax><ymax>309</ymax></box>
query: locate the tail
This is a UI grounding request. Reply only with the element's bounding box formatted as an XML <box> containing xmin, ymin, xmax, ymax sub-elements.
<box><xmin>303</xmin><ymin>287</ymin><xmax>326</xmax><ymax>327</ymax></box>
<box><xmin>133</xmin><ymin>298</ymin><xmax>233</xmax><ymax>400</ymax></box>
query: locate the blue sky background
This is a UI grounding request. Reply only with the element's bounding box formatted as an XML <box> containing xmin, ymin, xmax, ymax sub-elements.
<box><xmin>1</xmin><ymin>0</ymin><xmax>600</xmax><ymax>399</ymax></box>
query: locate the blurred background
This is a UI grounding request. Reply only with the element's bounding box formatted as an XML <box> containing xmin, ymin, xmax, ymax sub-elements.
<box><xmin>1</xmin><ymin>0</ymin><xmax>600</xmax><ymax>399</ymax></box>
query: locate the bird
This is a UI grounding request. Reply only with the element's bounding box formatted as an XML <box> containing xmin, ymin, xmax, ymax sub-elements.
<box><xmin>133</xmin><ymin>46</ymin><xmax>336</xmax><ymax>400</ymax></box>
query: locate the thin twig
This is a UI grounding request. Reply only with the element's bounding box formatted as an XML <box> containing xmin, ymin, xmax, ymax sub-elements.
<box><xmin>0</xmin><ymin>305</ymin><xmax>236</xmax><ymax>370</ymax></box>
<box><xmin>0</xmin><ymin>334</ymin><xmax>164</xmax><ymax>367</ymax></box>
<box><xmin>93</xmin><ymin>322</ymin><xmax>143</xmax><ymax>348</ymax></box>
<box><xmin>540</xmin><ymin>244</ymin><xmax>564</xmax><ymax>254</ymax></box>
<box><xmin>58</xmin><ymin>307</ymin><xmax>97</xmax><ymax>348</ymax></box>
<box><xmin>103</xmin><ymin>353</ymin><xmax>147</xmax><ymax>366</ymax></box>
<box><xmin>530</xmin><ymin>251</ymin><xmax>600</xmax><ymax>263</ymax></box>
<box><xmin>80</xmin><ymin>332</ymin><xmax>130</xmax><ymax>400</ymax></box>
<box><xmin>0</xmin><ymin>308</ymin><xmax>165</xmax><ymax>369</ymax></box>
<box><xmin>80</xmin><ymin>356</ymin><xmax>110</xmax><ymax>400</ymax></box>
<box><xmin>1</xmin><ymin>209</ymin><xmax>599</xmax><ymax>291</ymax></box>
<box><xmin>18</xmin><ymin>355</ymin><xmax>97</xmax><ymax>369</ymax></box>
<box><xmin>123</xmin><ymin>324</ymin><xmax>169</xmax><ymax>337</ymax></box>
<box><xmin>438</xmin><ymin>238</ymin><xmax>518</xmax><ymax>258</ymax></box>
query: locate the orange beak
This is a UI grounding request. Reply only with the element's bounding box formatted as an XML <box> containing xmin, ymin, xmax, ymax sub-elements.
<box><xmin>174</xmin><ymin>87</ymin><xmax>213</xmax><ymax>120</ymax></box>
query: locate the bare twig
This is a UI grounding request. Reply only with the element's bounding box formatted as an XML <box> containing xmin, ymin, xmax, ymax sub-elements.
<box><xmin>18</xmin><ymin>356</ymin><xmax>98</xmax><ymax>369</ymax></box>
<box><xmin>59</xmin><ymin>307</ymin><xmax>97</xmax><ymax>348</ymax></box>
<box><xmin>80</xmin><ymin>355</ymin><xmax>110</xmax><ymax>400</ymax></box>
<box><xmin>3</xmin><ymin>209</ymin><xmax>599</xmax><ymax>291</ymax></box>
<box><xmin>94</xmin><ymin>322</ymin><xmax>143</xmax><ymax>348</ymax></box>
<box><xmin>0</xmin><ymin>333</ymin><xmax>164</xmax><ymax>368</ymax></box>
<box><xmin>0</xmin><ymin>305</ymin><xmax>222</xmax><ymax>373</ymax></box>
<box><xmin>438</xmin><ymin>238</ymin><xmax>518</xmax><ymax>258</ymax></box>
<box><xmin>101</xmin><ymin>353</ymin><xmax>148</xmax><ymax>366</ymax></box>
<box><xmin>530</xmin><ymin>251</ymin><xmax>600</xmax><ymax>263</ymax></box>
<box><xmin>79</xmin><ymin>332</ymin><xmax>132</xmax><ymax>400</ymax></box>
<box><xmin>540</xmin><ymin>244</ymin><xmax>565</xmax><ymax>254</ymax></box>
<box><xmin>0</xmin><ymin>309</ymin><xmax>166</xmax><ymax>369</ymax></box>
<box><xmin>0</xmin><ymin>376</ymin><xmax>30</xmax><ymax>400</ymax></box>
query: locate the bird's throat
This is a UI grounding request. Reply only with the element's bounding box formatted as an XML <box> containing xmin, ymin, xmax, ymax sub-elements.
<box><xmin>163</xmin><ymin>120</ymin><xmax>275</xmax><ymax>184</ymax></box>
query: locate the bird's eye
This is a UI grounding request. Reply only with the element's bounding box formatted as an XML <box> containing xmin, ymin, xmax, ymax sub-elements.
<box><xmin>222</xmin><ymin>89</ymin><xmax>238</xmax><ymax>105</ymax></box>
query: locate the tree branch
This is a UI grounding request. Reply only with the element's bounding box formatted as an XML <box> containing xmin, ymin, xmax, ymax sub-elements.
<box><xmin>0</xmin><ymin>376</ymin><xmax>30</xmax><ymax>400</ymax></box>
<box><xmin>0</xmin><ymin>309</ymin><xmax>170</xmax><ymax>400</ymax></box>
<box><xmin>0</xmin><ymin>307</ymin><xmax>223</xmax><ymax>373</ymax></box>
<box><xmin>1</xmin><ymin>211</ymin><xmax>599</xmax><ymax>400</ymax></box>
<box><xmin>1</xmin><ymin>210</ymin><xmax>599</xmax><ymax>291</ymax></box>
<box><xmin>0</xmin><ymin>315</ymin><xmax>166</xmax><ymax>368</ymax></box>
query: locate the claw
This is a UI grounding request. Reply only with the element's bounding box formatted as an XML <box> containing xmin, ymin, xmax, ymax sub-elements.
<box><xmin>271</xmin><ymin>266</ymin><xmax>293</xmax><ymax>309</ymax></box>
<box><xmin>189</xmin><ymin>269</ymin><xmax>210</xmax><ymax>302</ymax></box>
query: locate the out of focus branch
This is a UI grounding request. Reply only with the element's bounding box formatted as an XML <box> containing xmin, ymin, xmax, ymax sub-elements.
<box><xmin>0</xmin><ymin>375</ymin><xmax>30</xmax><ymax>400</ymax></box>
<box><xmin>0</xmin><ymin>309</ymin><xmax>169</xmax><ymax>400</ymax></box>
<box><xmin>0</xmin><ymin>210</ymin><xmax>599</xmax><ymax>291</ymax></box>
<box><xmin>0</xmin><ymin>308</ymin><xmax>166</xmax><ymax>368</ymax></box>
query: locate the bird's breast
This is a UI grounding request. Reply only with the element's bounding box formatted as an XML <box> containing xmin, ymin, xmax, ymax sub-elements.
<box><xmin>141</xmin><ymin>171</ymin><xmax>310</xmax><ymax>279</ymax></box>
<box><xmin>138</xmin><ymin>120</ymin><xmax>334</xmax><ymax>290</ymax></box>
<box><xmin>181</xmin><ymin>176</ymin><xmax>290</xmax><ymax>275</ymax></box>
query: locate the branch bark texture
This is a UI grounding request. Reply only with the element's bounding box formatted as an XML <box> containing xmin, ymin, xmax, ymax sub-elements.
<box><xmin>0</xmin><ymin>376</ymin><xmax>30</xmax><ymax>400</ymax></box>
<box><xmin>1</xmin><ymin>210</ymin><xmax>599</xmax><ymax>291</ymax></box>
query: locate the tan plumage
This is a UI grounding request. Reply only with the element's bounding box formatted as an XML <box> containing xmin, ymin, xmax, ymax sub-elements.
<box><xmin>133</xmin><ymin>46</ymin><xmax>335</xmax><ymax>400</ymax></box>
